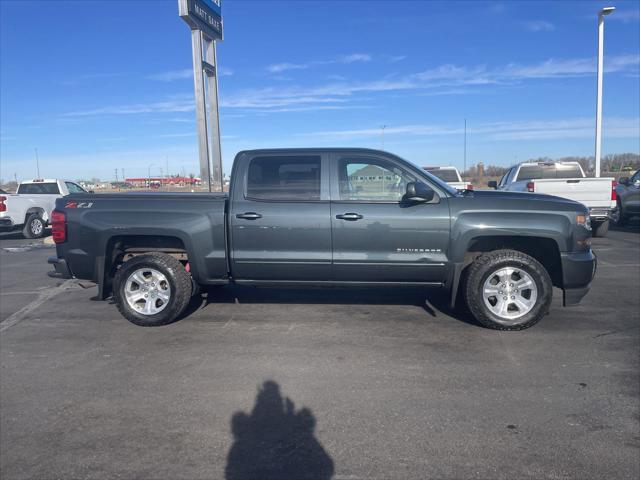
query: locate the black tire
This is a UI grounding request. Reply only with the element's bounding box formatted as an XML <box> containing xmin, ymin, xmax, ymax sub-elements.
<box><xmin>464</xmin><ymin>249</ymin><xmax>553</xmax><ymax>331</ymax></box>
<box><xmin>591</xmin><ymin>219</ymin><xmax>609</xmax><ymax>237</ymax></box>
<box><xmin>615</xmin><ymin>201</ymin><xmax>628</xmax><ymax>225</ymax></box>
<box><xmin>23</xmin><ymin>213</ymin><xmax>45</xmax><ymax>239</ymax></box>
<box><xmin>113</xmin><ymin>253</ymin><xmax>192</xmax><ymax>326</ymax></box>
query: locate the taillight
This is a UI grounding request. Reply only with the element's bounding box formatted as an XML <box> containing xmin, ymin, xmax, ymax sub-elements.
<box><xmin>0</xmin><ymin>196</ymin><xmax>6</xmax><ymax>212</ymax></box>
<box><xmin>51</xmin><ymin>210</ymin><xmax>66</xmax><ymax>244</ymax></box>
<box><xmin>527</xmin><ymin>181</ymin><xmax>535</xmax><ymax>192</ymax></box>
<box><xmin>611</xmin><ymin>180</ymin><xmax>617</xmax><ymax>201</ymax></box>
<box><xmin>466</xmin><ymin>184</ymin><xmax>473</xmax><ymax>190</ymax></box>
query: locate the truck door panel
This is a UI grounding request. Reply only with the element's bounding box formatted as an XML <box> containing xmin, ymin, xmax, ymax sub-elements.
<box><xmin>330</xmin><ymin>155</ymin><xmax>450</xmax><ymax>283</ymax></box>
<box><xmin>229</xmin><ymin>154</ymin><xmax>331</xmax><ymax>281</ymax></box>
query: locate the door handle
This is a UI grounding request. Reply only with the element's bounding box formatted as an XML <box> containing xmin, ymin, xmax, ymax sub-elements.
<box><xmin>236</xmin><ymin>212</ymin><xmax>262</xmax><ymax>220</ymax></box>
<box><xmin>336</xmin><ymin>212</ymin><xmax>363</xmax><ymax>221</ymax></box>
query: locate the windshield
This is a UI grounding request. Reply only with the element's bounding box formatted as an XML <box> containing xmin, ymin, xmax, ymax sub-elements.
<box><xmin>426</xmin><ymin>169</ymin><xmax>461</xmax><ymax>183</ymax></box>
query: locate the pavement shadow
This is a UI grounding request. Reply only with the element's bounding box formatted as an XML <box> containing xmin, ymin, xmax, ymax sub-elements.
<box><xmin>200</xmin><ymin>285</ymin><xmax>478</xmax><ymax>326</ymax></box>
<box><xmin>225</xmin><ymin>380</ymin><xmax>334</xmax><ymax>480</ymax></box>
<box><xmin>610</xmin><ymin>217</ymin><xmax>640</xmax><ymax>234</ymax></box>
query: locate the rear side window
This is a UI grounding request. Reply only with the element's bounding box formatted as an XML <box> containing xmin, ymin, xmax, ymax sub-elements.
<box><xmin>425</xmin><ymin>169</ymin><xmax>459</xmax><ymax>182</ymax></box>
<box><xmin>246</xmin><ymin>156</ymin><xmax>321</xmax><ymax>201</ymax></box>
<box><xmin>17</xmin><ymin>182</ymin><xmax>60</xmax><ymax>194</ymax></box>
<box><xmin>516</xmin><ymin>164</ymin><xmax>582</xmax><ymax>181</ymax></box>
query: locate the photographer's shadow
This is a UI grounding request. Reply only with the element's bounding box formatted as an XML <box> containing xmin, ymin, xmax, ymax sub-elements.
<box><xmin>225</xmin><ymin>381</ymin><xmax>334</xmax><ymax>480</ymax></box>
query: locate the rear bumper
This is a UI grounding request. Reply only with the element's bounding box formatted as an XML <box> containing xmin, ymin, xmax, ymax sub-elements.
<box><xmin>0</xmin><ymin>217</ymin><xmax>15</xmax><ymax>230</ymax></box>
<box><xmin>588</xmin><ymin>207</ymin><xmax>613</xmax><ymax>219</ymax></box>
<box><xmin>561</xmin><ymin>250</ymin><xmax>597</xmax><ymax>306</ymax></box>
<box><xmin>47</xmin><ymin>256</ymin><xmax>73</xmax><ymax>279</ymax></box>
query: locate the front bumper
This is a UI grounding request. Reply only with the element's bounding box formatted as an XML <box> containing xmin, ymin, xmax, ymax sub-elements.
<box><xmin>561</xmin><ymin>250</ymin><xmax>597</xmax><ymax>306</ymax></box>
<box><xmin>47</xmin><ymin>256</ymin><xmax>73</xmax><ymax>279</ymax></box>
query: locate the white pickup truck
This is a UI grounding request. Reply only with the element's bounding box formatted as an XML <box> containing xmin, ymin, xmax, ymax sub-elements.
<box><xmin>0</xmin><ymin>179</ymin><xmax>88</xmax><ymax>238</ymax></box>
<box><xmin>489</xmin><ymin>161</ymin><xmax>616</xmax><ymax>237</ymax></box>
<box><xmin>423</xmin><ymin>166</ymin><xmax>472</xmax><ymax>191</ymax></box>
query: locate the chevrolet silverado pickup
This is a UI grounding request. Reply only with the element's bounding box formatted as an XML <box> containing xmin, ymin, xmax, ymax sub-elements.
<box><xmin>48</xmin><ymin>149</ymin><xmax>596</xmax><ymax>330</ymax></box>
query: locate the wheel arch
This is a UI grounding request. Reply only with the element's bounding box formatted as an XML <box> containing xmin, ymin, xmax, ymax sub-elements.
<box><xmin>100</xmin><ymin>234</ymin><xmax>193</xmax><ymax>300</ymax></box>
<box><xmin>449</xmin><ymin>235</ymin><xmax>563</xmax><ymax>307</ymax></box>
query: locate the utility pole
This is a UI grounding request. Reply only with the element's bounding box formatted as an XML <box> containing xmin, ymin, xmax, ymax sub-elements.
<box><xmin>594</xmin><ymin>6</ymin><xmax>615</xmax><ymax>178</ymax></box>
<box><xmin>34</xmin><ymin>148</ymin><xmax>40</xmax><ymax>178</ymax></box>
<box><xmin>115</xmin><ymin>168</ymin><xmax>119</xmax><ymax>183</ymax></box>
<box><xmin>463</xmin><ymin>119</ymin><xmax>467</xmax><ymax>177</ymax></box>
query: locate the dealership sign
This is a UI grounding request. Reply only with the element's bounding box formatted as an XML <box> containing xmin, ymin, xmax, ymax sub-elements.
<box><xmin>178</xmin><ymin>0</ymin><xmax>223</xmax><ymax>40</ymax></box>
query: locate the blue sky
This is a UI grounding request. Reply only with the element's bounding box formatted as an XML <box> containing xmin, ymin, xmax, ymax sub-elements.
<box><xmin>1</xmin><ymin>0</ymin><xmax>639</xmax><ymax>182</ymax></box>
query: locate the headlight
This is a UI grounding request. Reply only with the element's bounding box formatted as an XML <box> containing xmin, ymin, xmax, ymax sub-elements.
<box><xmin>576</xmin><ymin>214</ymin><xmax>591</xmax><ymax>230</ymax></box>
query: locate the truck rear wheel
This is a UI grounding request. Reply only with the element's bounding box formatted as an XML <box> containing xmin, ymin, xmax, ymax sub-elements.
<box><xmin>464</xmin><ymin>249</ymin><xmax>552</xmax><ymax>331</ymax></box>
<box><xmin>23</xmin><ymin>213</ymin><xmax>45</xmax><ymax>239</ymax></box>
<box><xmin>113</xmin><ymin>253</ymin><xmax>192</xmax><ymax>326</ymax></box>
<box><xmin>591</xmin><ymin>219</ymin><xmax>609</xmax><ymax>237</ymax></box>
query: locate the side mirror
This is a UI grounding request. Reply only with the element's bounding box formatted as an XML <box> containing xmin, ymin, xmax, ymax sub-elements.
<box><xmin>618</xmin><ymin>177</ymin><xmax>630</xmax><ymax>186</ymax></box>
<box><xmin>403</xmin><ymin>181</ymin><xmax>435</xmax><ymax>202</ymax></box>
<box><xmin>487</xmin><ymin>180</ymin><xmax>498</xmax><ymax>189</ymax></box>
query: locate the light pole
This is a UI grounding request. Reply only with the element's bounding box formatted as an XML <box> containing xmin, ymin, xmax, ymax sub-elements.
<box><xmin>147</xmin><ymin>163</ymin><xmax>156</xmax><ymax>189</ymax></box>
<box><xmin>595</xmin><ymin>6</ymin><xmax>615</xmax><ymax>178</ymax></box>
<box><xmin>380</xmin><ymin>125</ymin><xmax>387</xmax><ymax>151</ymax></box>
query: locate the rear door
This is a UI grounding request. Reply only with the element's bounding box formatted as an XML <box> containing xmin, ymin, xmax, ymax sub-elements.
<box><xmin>329</xmin><ymin>153</ymin><xmax>450</xmax><ymax>284</ymax></box>
<box><xmin>229</xmin><ymin>153</ymin><xmax>332</xmax><ymax>281</ymax></box>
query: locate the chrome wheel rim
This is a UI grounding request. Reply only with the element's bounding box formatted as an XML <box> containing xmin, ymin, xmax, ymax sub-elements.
<box><xmin>482</xmin><ymin>267</ymin><xmax>538</xmax><ymax>323</ymax></box>
<box><xmin>31</xmin><ymin>218</ymin><xmax>43</xmax><ymax>235</ymax></box>
<box><xmin>124</xmin><ymin>268</ymin><xmax>171</xmax><ymax>316</ymax></box>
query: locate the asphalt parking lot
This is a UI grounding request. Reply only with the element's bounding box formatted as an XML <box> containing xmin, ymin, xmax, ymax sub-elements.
<box><xmin>1</xmin><ymin>224</ymin><xmax>639</xmax><ymax>480</ymax></box>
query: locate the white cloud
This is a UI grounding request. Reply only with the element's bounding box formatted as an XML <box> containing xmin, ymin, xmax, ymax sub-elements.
<box><xmin>299</xmin><ymin>117</ymin><xmax>640</xmax><ymax>142</ymax></box>
<box><xmin>608</xmin><ymin>10</ymin><xmax>640</xmax><ymax>23</ymax></box>
<box><xmin>523</xmin><ymin>20</ymin><xmax>555</xmax><ymax>32</ymax></box>
<box><xmin>267</xmin><ymin>53</ymin><xmax>371</xmax><ymax>73</ymax></box>
<box><xmin>147</xmin><ymin>69</ymin><xmax>193</xmax><ymax>82</ymax></box>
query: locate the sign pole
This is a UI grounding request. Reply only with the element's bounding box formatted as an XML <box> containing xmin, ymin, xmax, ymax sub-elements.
<box><xmin>203</xmin><ymin>36</ymin><xmax>223</xmax><ymax>192</ymax></box>
<box><xmin>191</xmin><ymin>29</ymin><xmax>212</xmax><ymax>191</ymax></box>
<box><xmin>179</xmin><ymin>0</ymin><xmax>223</xmax><ymax>193</ymax></box>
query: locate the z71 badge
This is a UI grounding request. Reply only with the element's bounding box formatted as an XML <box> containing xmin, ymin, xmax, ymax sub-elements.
<box><xmin>65</xmin><ymin>201</ymin><xmax>93</xmax><ymax>209</ymax></box>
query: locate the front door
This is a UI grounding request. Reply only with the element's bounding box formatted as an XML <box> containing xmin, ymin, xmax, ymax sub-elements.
<box><xmin>229</xmin><ymin>153</ymin><xmax>332</xmax><ymax>281</ymax></box>
<box><xmin>330</xmin><ymin>154</ymin><xmax>451</xmax><ymax>283</ymax></box>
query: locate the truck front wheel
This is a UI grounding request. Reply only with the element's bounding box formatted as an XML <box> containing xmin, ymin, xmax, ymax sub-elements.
<box><xmin>464</xmin><ymin>249</ymin><xmax>553</xmax><ymax>330</ymax></box>
<box><xmin>113</xmin><ymin>253</ymin><xmax>192</xmax><ymax>326</ymax></box>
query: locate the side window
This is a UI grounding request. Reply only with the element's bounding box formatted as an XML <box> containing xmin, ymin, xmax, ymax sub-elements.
<box><xmin>631</xmin><ymin>171</ymin><xmax>640</xmax><ymax>183</ymax></box>
<box><xmin>246</xmin><ymin>156</ymin><xmax>321</xmax><ymax>201</ymax></box>
<box><xmin>338</xmin><ymin>157</ymin><xmax>417</xmax><ymax>202</ymax></box>
<box><xmin>65</xmin><ymin>182</ymin><xmax>86</xmax><ymax>193</ymax></box>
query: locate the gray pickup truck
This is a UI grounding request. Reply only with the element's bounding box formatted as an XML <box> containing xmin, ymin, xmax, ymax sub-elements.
<box><xmin>48</xmin><ymin>148</ymin><xmax>596</xmax><ymax>330</ymax></box>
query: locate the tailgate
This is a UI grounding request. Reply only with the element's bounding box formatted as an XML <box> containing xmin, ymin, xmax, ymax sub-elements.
<box><xmin>533</xmin><ymin>178</ymin><xmax>614</xmax><ymax>208</ymax></box>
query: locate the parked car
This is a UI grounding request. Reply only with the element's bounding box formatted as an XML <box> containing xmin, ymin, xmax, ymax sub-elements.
<box><xmin>488</xmin><ymin>161</ymin><xmax>616</xmax><ymax>237</ymax></box>
<box><xmin>423</xmin><ymin>166</ymin><xmax>472</xmax><ymax>191</ymax></box>
<box><xmin>0</xmin><ymin>179</ymin><xmax>88</xmax><ymax>238</ymax></box>
<box><xmin>48</xmin><ymin>148</ymin><xmax>596</xmax><ymax>331</ymax></box>
<box><xmin>615</xmin><ymin>169</ymin><xmax>640</xmax><ymax>224</ymax></box>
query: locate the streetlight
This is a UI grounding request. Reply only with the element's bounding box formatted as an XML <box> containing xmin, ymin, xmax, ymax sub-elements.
<box><xmin>595</xmin><ymin>6</ymin><xmax>615</xmax><ymax>178</ymax></box>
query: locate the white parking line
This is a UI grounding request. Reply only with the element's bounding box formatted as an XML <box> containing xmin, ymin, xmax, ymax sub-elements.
<box><xmin>0</xmin><ymin>280</ymin><xmax>76</xmax><ymax>332</ymax></box>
